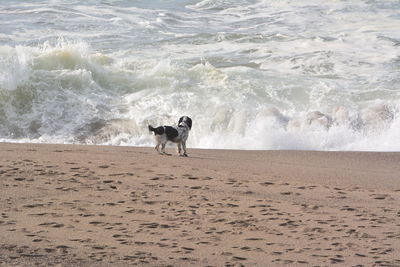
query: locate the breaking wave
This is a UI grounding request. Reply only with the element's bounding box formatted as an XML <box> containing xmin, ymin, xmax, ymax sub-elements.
<box><xmin>1</xmin><ymin>0</ymin><xmax>400</xmax><ymax>151</ymax></box>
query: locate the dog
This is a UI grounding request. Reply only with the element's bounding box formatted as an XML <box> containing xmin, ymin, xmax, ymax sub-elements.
<box><xmin>148</xmin><ymin>116</ymin><xmax>192</xmax><ymax>157</ymax></box>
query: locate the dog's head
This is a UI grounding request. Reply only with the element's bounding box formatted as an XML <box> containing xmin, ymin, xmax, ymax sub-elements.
<box><xmin>178</xmin><ymin>116</ymin><xmax>192</xmax><ymax>130</ymax></box>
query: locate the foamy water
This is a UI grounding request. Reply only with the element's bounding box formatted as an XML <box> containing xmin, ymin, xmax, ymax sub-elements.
<box><xmin>0</xmin><ymin>0</ymin><xmax>399</xmax><ymax>150</ymax></box>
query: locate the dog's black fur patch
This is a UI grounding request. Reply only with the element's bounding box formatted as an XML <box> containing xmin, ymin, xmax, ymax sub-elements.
<box><xmin>164</xmin><ymin>126</ymin><xmax>179</xmax><ymax>141</ymax></box>
<box><xmin>148</xmin><ymin>125</ymin><xmax>179</xmax><ymax>141</ymax></box>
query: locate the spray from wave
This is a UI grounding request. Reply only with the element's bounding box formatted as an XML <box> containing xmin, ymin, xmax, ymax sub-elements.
<box><xmin>0</xmin><ymin>39</ymin><xmax>399</xmax><ymax>151</ymax></box>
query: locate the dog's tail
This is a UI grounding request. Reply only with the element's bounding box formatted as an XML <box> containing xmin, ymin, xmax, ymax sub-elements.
<box><xmin>148</xmin><ymin>125</ymin><xmax>164</xmax><ymax>135</ymax></box>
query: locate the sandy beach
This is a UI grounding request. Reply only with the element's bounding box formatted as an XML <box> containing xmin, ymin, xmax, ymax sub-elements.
<box><xmin>0</xmin><ymin>142</ymin><xmax>399</xmax><ymax>267</ymax></box>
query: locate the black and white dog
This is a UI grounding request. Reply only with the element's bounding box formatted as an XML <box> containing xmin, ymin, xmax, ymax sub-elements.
<box><xmin>148</xmin><ymin>116</ymin><xmax>192</xmax><ymax>157</ymax></box>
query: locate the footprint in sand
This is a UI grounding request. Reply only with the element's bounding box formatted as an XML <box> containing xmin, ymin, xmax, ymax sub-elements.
<box><xmin>98</xmin><ymin>165</ymin><xmax>109</xmax><ymax>169</ymax></box>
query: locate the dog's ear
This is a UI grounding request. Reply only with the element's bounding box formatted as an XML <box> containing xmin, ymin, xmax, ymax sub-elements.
<box><xmin>186</xmin><ymin>117</ymin><xmax>192</xmax><ymax>130</ymax></box>
<box><xmin>178</xmin><ymin>116</ymin><xmax>183</xmax><ymax>125</ymax></box>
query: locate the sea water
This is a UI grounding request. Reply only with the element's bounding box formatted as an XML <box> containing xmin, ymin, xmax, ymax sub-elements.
<box><xmin>0</xmin><ymin>0</ymin><xmax>399</xmax><ymax>150</ymax></box>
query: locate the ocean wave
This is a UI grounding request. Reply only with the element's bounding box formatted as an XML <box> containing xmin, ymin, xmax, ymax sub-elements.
<box><xmin>0</xmin><ymin>40</ymin><xmax>399</xmax><ymax>151</ymax></box>
<box><xmin>1</xmin><ymin>1</ymin><xmax>400</xmax><ymax>151</ymax></box>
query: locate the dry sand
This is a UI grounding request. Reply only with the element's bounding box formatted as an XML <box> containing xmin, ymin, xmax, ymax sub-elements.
<box><xmin>0</xmin><ymin>142</ymin><xmax>399</xmax><ymax>267</ymax></box>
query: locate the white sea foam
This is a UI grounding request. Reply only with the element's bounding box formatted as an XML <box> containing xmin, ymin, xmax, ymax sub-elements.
<box><xmin>0</xmin><ymin>1</ymin><xmax>399</xmax><ymax>151</ymax></box>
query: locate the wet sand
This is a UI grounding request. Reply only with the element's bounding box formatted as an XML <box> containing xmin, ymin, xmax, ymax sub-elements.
<box><xmin>0</xmin><ymin>142</ymin><xmax>399</xmax><ymax>266</ymax></box>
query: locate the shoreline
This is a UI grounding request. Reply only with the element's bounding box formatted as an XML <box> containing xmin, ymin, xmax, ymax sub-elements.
<box><xmin>1</xmin><ymin>142</ymin><xmax>399</xmax><ymax>266</ymax></box>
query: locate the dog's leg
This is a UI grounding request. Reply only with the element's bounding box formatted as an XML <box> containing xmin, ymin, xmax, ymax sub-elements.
<box><xmin>161</xmin><ymin>143</ymin><xmax>166</xmax><ymax>154</ymax></box>
<box><xmin>182</xmin><ymin>141</ymin><xmax>188</xmax><ymax>157</ymax></box>
<box><xmin>155</xmin><ymin>136</ymin><xmax>162</xmax><ymax>154</ymax></box>
<box><xmin>177</xmin><ymin>142</ymin><xmax>182</xmax><ymax>156</ymax></box>
<box><xmin>161</xmin><ymin>142</ymin><xmax>172</xmax><ymax>155</ymax></box>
